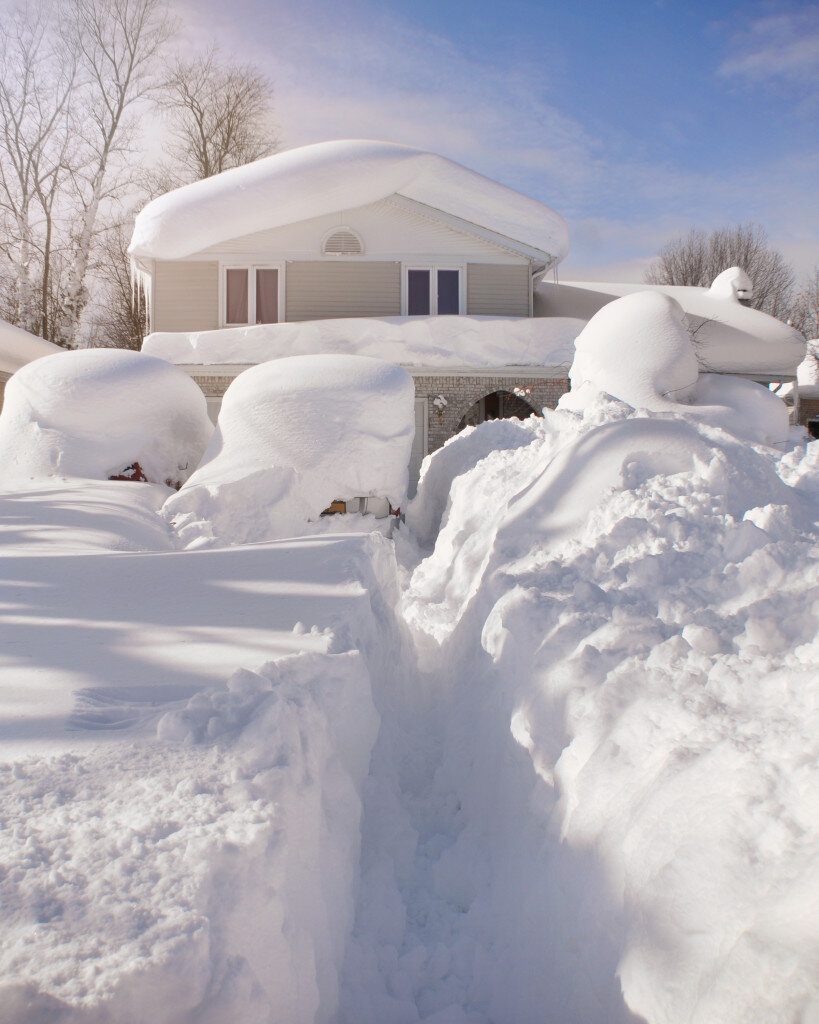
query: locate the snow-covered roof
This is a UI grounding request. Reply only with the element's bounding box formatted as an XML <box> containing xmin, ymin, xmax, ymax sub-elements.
<box><xmin>535</xmin><ymin>270</ymin><xmax>806</xmax><ymax>379</ymax></box>
<box><xmin>128</xmin><ymin>140</ymin><xmax>569</xmax><ymax>263</ymax></box>
<box><xmin>0</xmin><ymin>318</ymin><xmax>62</xmax><ymax>375</ymax></box>
<box><xmin>142</xmin><ymin>315</ymin><xmax>582</xmax><ymax>372</ymax></box>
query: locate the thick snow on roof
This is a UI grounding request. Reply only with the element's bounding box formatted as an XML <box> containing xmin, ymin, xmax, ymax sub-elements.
<box><xmin>535</xmin><ymin>269</ymin><xmax>806</xmax><ymax>378</ymax></box>
<box><xmin>0</xmin><ymin>348</ymin><xmax>213</xmax><ymax>486</ymax></box>
<box><xmin>164</xmin><ymin>354</ymin><xmax>415</xmax><ymax>546</ymax></box>
<box><xmin>561</xmin><ymin>291</ymin><xmax>790</xmax><ymax>446</ymax></box>
<box><xmin>143</xmin><ymin>315</ymin><xmax>582</xmax><ymax>371</ymax></box>
<box><xmin>129</xmin><ymin>140</ymin><xmax>569</xmax><ymax>262</ymax></box>
<box><xmin>0</xmin><ymin>318</ymin><xmax>61</xmax><ymax>374</ymax></box>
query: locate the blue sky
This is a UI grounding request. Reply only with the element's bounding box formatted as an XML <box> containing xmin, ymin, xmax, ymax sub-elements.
<box><xmin>179</xmin><ymin>0</ymin><xmax>818</xmax><ymax>279</ymax></box>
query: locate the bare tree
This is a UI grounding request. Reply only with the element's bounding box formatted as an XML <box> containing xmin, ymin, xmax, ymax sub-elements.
<box><xmin>60</xmin><ymin>0</ymin><xmax>175</xmax><ymax>344</ymax></box>
<box><xmin>154</xmin><ymin>45</ymin><xmax>279</xmax><ymax>189</ymax></box>
<box><xmin>791</xmin><ymin>267</ymin><xmax>819</xmax><ymax>340</ymax></box>
<box><xmin>84</xmin><ymin>215</ymin><xmax>147</xmax><ymax>349</ymax></box>
<box><xmin>645</xmin><ymin>223</ymin><xmax>797</xmax><ymax>322</ymax></box>
<box><xmin>0</xmin><ymin>5</ymin><xmax>76</xmax><ymax>338</ymax></box>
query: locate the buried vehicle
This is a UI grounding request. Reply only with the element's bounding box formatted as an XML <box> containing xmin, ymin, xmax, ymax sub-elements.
<box><xmin>163</xmin><ymin>353</ymin><xmax>416</xmax><ymax>546</ymax></box>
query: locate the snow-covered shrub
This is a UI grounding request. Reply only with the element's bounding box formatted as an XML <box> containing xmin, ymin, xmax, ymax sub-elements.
<box><xmin>0</xmin><ymin>348</ymin><xmax>213</xmax><ymax>486</ymax></box>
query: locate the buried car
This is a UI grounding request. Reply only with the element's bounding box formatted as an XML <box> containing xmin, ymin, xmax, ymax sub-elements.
<box><xmin>163</xmin><ymin>354</ymin><xmax>416</xmax><ymax>547</ymax></box>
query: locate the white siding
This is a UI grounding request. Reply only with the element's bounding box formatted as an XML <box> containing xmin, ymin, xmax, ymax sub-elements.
<box><xmin>197</xmin><ymin>198</ymin><xmax>524</xmax><ymax>263</ymax></box>
<box><xmin>153</xmin><ymin>261</ymin><xmax>219</xmax><ymax>332</ymax></box>
<box><xmin>286</xmin><ymin>261</ymin><xmax>401</xmax><ymax>321</ymax></box>
<box><xmin>466</xmin><ymin>263</ymin><xmax>530</xmax><ymax>317</ymax></box>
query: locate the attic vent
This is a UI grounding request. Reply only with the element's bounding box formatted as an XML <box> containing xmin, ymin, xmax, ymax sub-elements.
<box><xmin>323</xmin><ymin>227</ymin><xmax>363</xmax><ymax>255</ymax></box>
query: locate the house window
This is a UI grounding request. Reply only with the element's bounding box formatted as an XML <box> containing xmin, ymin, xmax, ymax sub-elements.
<box><xmin>405</xmin><ymin>267</ymin><xmax>462</xmax><ymax>315</ymax></box>
<box><xmin>224</xmin><ymin>266</ymin><xmax>280</xmax><ymax>325</ymax></box>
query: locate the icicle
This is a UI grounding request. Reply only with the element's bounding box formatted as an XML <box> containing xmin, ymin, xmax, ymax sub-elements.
<box><xmin>130</xmin><ymin>258</ymin><xmax>152</xmax><ymax>340</ymax></box>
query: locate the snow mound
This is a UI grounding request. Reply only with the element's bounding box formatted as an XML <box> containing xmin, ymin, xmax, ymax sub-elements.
<box><xmin>564</xmin><ymin>290</ymin><xmax>699</xmax><ymax>408</ymax></box>
<box><xmin>391</xmin><ymin>402</ymin><xmax>819</xmax><ymax>1024</ymax></box>
<box><xmin>143</xmin><ymin>315</ymin><xmax>582</xmax><ymax>371</ymax></box>
<box><xmin>561</xmin><ymin>291</ymin><xmax>789</xmax><ymax>447</ymax></box>
<box><xmin>0</xmin><ymin>649</ymin><xmax>380</xmax><ymax>1024</ymax></box>
<box><xmin>0</xmin><ymin>318</ymin><xmax>61</xmax><ymax>375</ymax></box>
<box><xmin>0</xmin><ymin>348</ymin><xmax>213</xmax><ymax>486</ymax></box>
<box><xmin>129</xmin><ymin>139</ymin><xmax>569</xmax><ymax>263</ymax></box>
<box><xmin>535</xmin><ymin>271</ymin><xmax>806</xmax><ymax>378</ymax></box>
<box><xmin>164</xmin><ymin>354</ymin><xmax>415</xmax><ymax>546</ymax></box>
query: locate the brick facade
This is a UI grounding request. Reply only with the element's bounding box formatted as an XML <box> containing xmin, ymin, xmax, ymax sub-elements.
<box><xmin>412</xmin><ymin>374</ymin><xmax>570</xmax><ymax>452</ymax></box>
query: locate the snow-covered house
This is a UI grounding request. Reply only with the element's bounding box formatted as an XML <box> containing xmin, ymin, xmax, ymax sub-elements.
<box><xmin>0</xmin><ymin>318</ymin><xmax>62</xmax><ymax>410</ymax></box>
<box><xmin>129</xmin><ymin>140</ymin><xmax>579</xmax><ymax>484</ymax></box>
<box><xmin>129</xmin><ymin>140</ymin><xmax>807</xmax><ymax>488</ymax></box>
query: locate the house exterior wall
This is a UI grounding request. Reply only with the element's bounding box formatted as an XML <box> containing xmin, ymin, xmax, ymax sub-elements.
<box><xmin>153</xmin><ymin>261</ymin><xmax>219</xmax><ymax>333</ymax></box>
<box><xmin>285</xmin><ymin>261</ymin><xmax>401</xmax><ymax>321</ymax></box>
<box><xmin>466</xmin><ymin>264</ymin><xmax>530</xmax><ymax>317</ymax></box>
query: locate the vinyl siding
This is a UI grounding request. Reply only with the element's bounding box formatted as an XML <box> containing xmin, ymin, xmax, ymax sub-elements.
<box><xmin>286</xmin><ymin>261</ymin><xmax>401</xmax><ymax>321</ymax></box>
<box><xmin>466</xmin><ymin>263</ymin><xmax>530</xmax><ymax>317</ymax></box>
<box><xmin>153</xmin><ymin>261</ymin><xmax>219</xmax><ymax>332</ymax></box>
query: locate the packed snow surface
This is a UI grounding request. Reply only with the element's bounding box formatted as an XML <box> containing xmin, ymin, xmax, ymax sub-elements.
<box><xmin>0</xmin><ymin>319</ymin><xmax>61</xmax><ymax>375</ymax></box>
<box><xmin>143</xmin><ymin>315</ymin><xmax>583</xmax><ymax>371</ymax></box>
<box><xmin>535</xmin><ymin>267</ymin><xmax>807</xmax><ymax>377</ymax></box>
<box><xmin>164</xmin><ymin>354</ymin><xmax>415</xmax><ymax>546</ymax></box>
<box><xmin>129</xmin><ymin>139</ymin><xmax>569</xmax><ymax>262</ymax></box>
<box><xmin>0</xmin><ymin>297</ymin><xmax>817</xmax><ymax>1023</ymax></box>
<box><xmin>0</xmin><ymin>348</ymin><xmax>213</xmax><ymax>486</ymax></box>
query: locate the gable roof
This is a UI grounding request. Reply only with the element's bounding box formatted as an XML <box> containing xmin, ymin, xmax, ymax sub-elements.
<box><xmin>128</xmin><ymin>140</ymin><xmax>569</xmax><ymax>265</ymax></box>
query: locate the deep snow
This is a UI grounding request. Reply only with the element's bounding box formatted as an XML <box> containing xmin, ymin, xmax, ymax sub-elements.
<box><xmin>129</xmin><ymin>140</ymin><xmax>569</xmax><ymax>263</ymax></box>
<box><xmin>0</xmin><ymin>293</ymin><xmax>816</xmax><ymax>1024</ymax></box>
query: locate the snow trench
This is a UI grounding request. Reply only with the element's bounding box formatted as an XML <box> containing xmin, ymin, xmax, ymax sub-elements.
<box><xmin>1</xmin><ymin>416</ymin><xmax>818</xmax><ymax>1024</ymax></box>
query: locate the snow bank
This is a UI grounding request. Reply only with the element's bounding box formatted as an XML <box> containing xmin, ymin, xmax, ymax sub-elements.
<box><xmin>129</xmin><ymin>139</ymin><xmax>569</xmax><ymax>262</ymax></box>
<box><xmin>535</xmin><ymin>269</ymin><xmax>807</xmax><ymax>378</ymax></box>
<box><xmin>388</xmin><ymin>391</ymin><xmax>819</xmax><ymax>1023</ymax></box>
<box><xmin>143</xmin><ymin>315</ymin><xmax>582</xmax><ymax>372</ymax></box>
<box><xmin>0</xmin><ymin>348</ymin><xmax>213</xmax><ymax>486</ymax></box>
<box><xmin>164</xmin><ymin>355</ymin><xmax>415</xmax><ymax>546</ymax></box>
<box><xmin>0</xmin><ymin>318</ymin><xmax>61</xmax><ymax>375</ymax></box>
<box><xmin>561</xmin><ymin>291</ymin><xmax>790</xmax><ymax>446</ymax></box>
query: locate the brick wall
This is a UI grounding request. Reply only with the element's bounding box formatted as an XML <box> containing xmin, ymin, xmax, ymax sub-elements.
<box><xmin>413</xmin><ymin>374</ymin><xmax>569</xmax><ymax>452</ymax></box>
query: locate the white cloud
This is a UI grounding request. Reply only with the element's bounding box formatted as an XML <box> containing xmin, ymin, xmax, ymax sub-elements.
<box><xmin>717</xmin><ymin>9</ymin><xmax>819</xmax><ymax>87</ymax></box>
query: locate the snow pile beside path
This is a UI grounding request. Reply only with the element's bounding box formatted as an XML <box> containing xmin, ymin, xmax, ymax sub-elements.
<box><xmin>392</xmin><ymin>402</ymin><xmax>819</xmax><ymax>1024</ymax></box>
<box><xmin>165</xmin><ymin>355</ymin><xmax>415</xmax><ymax>547</ymax></box>
<box><xmin>0</xmin><ymin>649</ymin><xmax>380</xmax><ymax>1024</ymax></box>
<box><xmin>0</xmin><ymin>348</ymin><xmax>212</xmax><ymax>486</ymax></box>
<box><xmin>561</xmin><ymin>291</ymin><xmax>790</xmax><ymax>446</ymax></box>
<box><xmin>0</xmin><ymin>318</ymin><xmax>61</xmax><ymax>375</ymax></box>
<box><xmin>143</xmin><ymin>315</ymin><xmax>582</xmax><ymax>372</ymax></box>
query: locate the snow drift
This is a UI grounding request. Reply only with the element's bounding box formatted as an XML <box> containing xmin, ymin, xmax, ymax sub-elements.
<box><xmin>0</xmin><ymin>348</ymin><xmax>213</xmax><ymax>486</ymax></box>
<box><xmin>164</xmin><ymin>354</ymin><xmax>415</xmax><ymax>546</ymax></box>
<box><xmin>535</xmin><ymin>267</ymin><xmax>806</xmax><ymax>379</ymax></box>
<box><xmin>129</xmin><ymin>139</ymin><xmax>569</xmax><ymax>263</ymax></box>
<box><xmin>143</xmin><ymin>315</ymin><xmax>582</xmax><ymax>372</ymax></box>
<box><xmin>562</xmin><ymin>291</ymin><xmax>790</xmax><ymax>446</ymax></box>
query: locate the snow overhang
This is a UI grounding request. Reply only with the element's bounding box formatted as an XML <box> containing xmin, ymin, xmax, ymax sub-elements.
<box><xmin>128</xmin><ymin>140</ymin><xmax>569</xmax><ymax>265</ymax></box>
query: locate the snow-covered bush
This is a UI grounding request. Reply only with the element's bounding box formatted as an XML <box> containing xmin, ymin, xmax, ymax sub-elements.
<box><xmin>164</xmin><ymin>354</ymin><xmax>415</xmax><ymax>546</ymax></box>
<box><xmin>0</xmin><ymin>348</ymin><xmax>213</xmax><ymax>486</ymax></box>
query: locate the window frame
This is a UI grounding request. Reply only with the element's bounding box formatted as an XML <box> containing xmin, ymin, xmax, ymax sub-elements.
<box><xmin>402</xmin><ymin>263</ymin><xmax>465</xmax><ymax>316</ymax></box>
<box><xmin>221</xmin><ymin>262</ymin><xmax>285</xmax><ymax>326</ymax></box>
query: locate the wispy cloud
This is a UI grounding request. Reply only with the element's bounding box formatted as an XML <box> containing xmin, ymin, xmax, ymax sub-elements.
<box><xmin>717</xmin><ymin>8</ymin><xmax>819</xmax><ymax>88</ymax></box>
